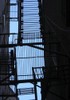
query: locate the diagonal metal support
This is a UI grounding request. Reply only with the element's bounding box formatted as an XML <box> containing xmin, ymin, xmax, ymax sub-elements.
<box><xmin>28</xmin><ymin>44</ymin><xmax>44</xmax><ymax>50</ymax></box>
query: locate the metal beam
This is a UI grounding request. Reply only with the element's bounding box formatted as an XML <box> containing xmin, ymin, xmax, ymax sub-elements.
<box><xmin>0</xmin><ymin>95</ymin><xmax>17</xmax><ymax>97</ymax></box>
<box><xmin>0</xmin><ymin>42</ymin><xmax>43</xmax><ymax>48</ymax></box>
<box><xmin>0</xmin><ymin>79</ymin><xmax>43</xmax><ymax>85</ymax></box>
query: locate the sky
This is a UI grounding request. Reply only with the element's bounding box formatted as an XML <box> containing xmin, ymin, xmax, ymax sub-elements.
<box><xmin>10</xmin><ymin>0</ymin><xmax>44</xmax><ymax>100</ymax></box>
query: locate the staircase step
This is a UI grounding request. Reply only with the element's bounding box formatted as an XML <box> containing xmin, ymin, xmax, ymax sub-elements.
<box><xmin>18</xmin><ymin>87</ymin><xmax>35</xmax><ymax>95</ymax></box>
<box><xmin>9</xmin><ymin>3</ymin><xmax>17</xmax><ymax>6</ymax></box>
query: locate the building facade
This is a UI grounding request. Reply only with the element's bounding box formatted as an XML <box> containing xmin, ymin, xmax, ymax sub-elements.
<box><xmin>40</xmin><ymin>0</ymin><xmax>70</xmax><ymax>100</ymax></box>
<box><xmin>0</xmin><ymin>0</ymin><xmax>18</xmax><ymax>100</ymax></box>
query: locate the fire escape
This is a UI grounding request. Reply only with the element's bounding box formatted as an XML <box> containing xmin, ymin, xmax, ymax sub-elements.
<box><xmin>0</xmin><ymin>0</ymin><xmax>45</xmax><ymax>100</ymax></box>
<box><xmin>0</xmin><ymin>0</ymin><xmax>70</xmax><ymax>100</ymax></box>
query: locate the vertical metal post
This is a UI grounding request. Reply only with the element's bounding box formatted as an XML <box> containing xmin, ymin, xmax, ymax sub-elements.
<box><xmin>14</xmin><ymin>47</ymin><xmax>18</xmax><ymax>98</ymax></box>
<box><xmin>41</xmin><ymin>79</ymin><xmax>46</xmax><ymax>100</ymax></box>
<box><xmin>34</xmin><ymin>83</ymin><xmax>37</xmax><ymax>100</ymax></box>
<box><xmin>18</xmin><ymin>0</ymin><xmax>23</xmax><ymax>44</ymax></box>
<box><xmin>18</xmin><ymin>0</ymin><xmax>21</xmax><ymax>44</ymax></box>
<box><xmin>32</xmin><ymin>68</ymin><xmax>38</xmax><ymax>100</ymax></box>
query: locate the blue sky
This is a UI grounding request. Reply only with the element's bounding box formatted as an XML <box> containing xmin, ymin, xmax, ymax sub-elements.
<box><xmin>10</xmin><ymin>0</ymin><xmax>44</xmax><ymax>100</ymax></box>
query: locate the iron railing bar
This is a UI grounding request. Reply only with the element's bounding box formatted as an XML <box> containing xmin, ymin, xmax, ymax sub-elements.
<box><xmin>16</xmin><ymin>56</ymin><xmax>44</xmax><ymax>59</ymax></box>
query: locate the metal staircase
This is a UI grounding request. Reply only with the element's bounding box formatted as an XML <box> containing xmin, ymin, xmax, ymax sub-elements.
<box><xmin>0</xmin><ymin>0</ymin><xmax>44</xmax><ymax>100</ymax></box>
<box><xmin>18</xmin><ymin>87</ymin><xmax>35</xmax><ymax>95</ymax></box>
